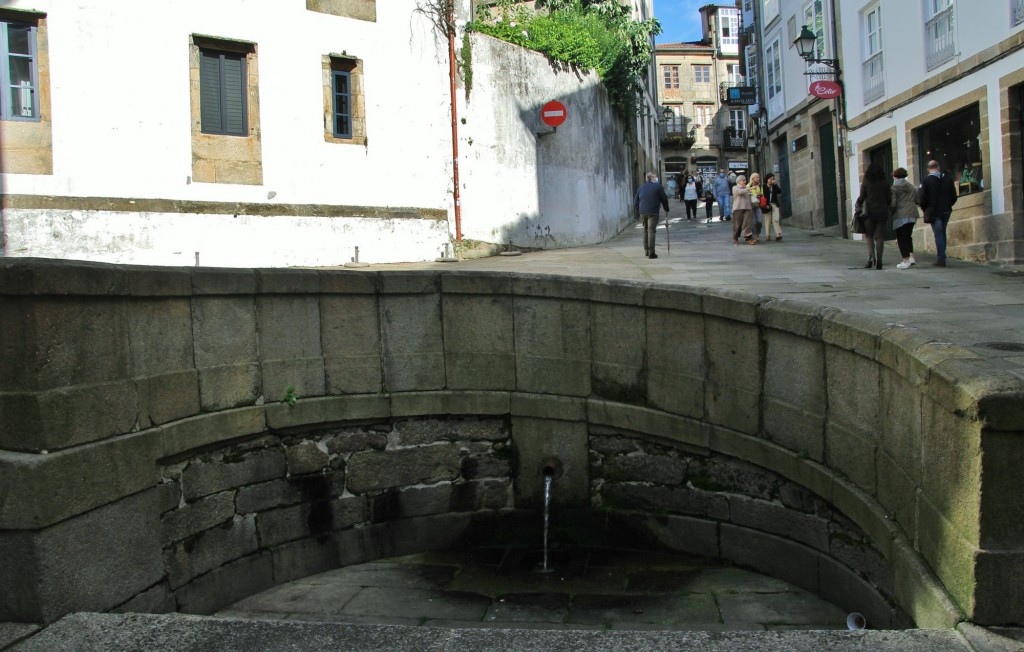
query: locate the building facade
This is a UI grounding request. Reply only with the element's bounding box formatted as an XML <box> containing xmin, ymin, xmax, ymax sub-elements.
<box><xmin>839</xmin><ymin>0</ymin><xmax>1024</xmax><ymax>266</ymax></box>
<box><xmin>656</xmin><ymin>3</ymin><xmax>746</xmax><ymax>190</ymax></box>
<box><xmin>0</xmin><ymin>0</ymin><xmax>653</xmax><ymax>267</ymax></box>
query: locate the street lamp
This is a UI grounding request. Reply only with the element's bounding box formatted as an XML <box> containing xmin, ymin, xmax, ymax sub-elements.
<box><xmin>793</xmin><ymin>25</ymin><xmax>840</xmax><ymax>71</ymax></box>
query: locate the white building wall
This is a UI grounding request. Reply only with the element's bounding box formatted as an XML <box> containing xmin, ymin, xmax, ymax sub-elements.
<box><xmin>1</xmin><ymin>0</ymin><xmax>636</xmax><ymax>267</ymax></box>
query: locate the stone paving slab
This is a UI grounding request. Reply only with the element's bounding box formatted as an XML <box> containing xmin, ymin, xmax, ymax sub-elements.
<box><xmin>9</xmin><ymin>612</ymin><xmax>975</xmax><ymax>652</ymax></box>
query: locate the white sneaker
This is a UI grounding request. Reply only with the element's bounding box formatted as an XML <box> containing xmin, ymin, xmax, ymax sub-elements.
<box><xmin>909</xmin><ymin>258</ymin><xmax>917</xmax><ymax>266</ymax></box>
<box><xmin>896</xmin><ymin>261</ymin><xmax>912</xmax><ymax>269</ymax></box>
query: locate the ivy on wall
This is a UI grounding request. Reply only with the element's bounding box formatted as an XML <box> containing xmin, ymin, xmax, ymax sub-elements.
<box><xmin>468</xmin><ymin>0</ymin><xmax>661</xmax><ymax>117</ymax></box>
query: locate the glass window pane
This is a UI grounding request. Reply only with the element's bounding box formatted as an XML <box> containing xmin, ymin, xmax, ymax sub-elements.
<box><xmin>9</xmin><ymin>85</ymin><xmax>34</xmax><ymax>117</ymax></box>
<box><xmin>9</xmin><ymin>56</ymin><xmax>32</xmax><ymax>85</ymax></box>
<box><xmin>336</xmin><ymin>115</ymin><xmax>349</xmax><ymax>136</ymax></box>
<box><xmin>7</xmin><ymin>24</ymin><xmax>31</xmax><ymax>55</ymax></box>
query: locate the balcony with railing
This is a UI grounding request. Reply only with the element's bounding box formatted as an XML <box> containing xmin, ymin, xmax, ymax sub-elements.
<box><xmin>722</xmin><ymin>128</ymin><xmax>746</xmax><ymax>150</ymax></box>
<box><xmin>718</xmin><ymin>76</ymin><xmax>747</xmax><ymax>103</ymax></box>
<box><xmin>925</xmin><ymin>6</ymin><xmax>956</xmax><ymax>70</ymax></box>
<box><xmin>862</xmin><ymin>52</ymin><xmax>884</xmax><ymax>105</ymax></box>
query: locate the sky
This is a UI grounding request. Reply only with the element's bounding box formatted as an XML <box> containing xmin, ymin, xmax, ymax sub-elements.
<box><xmin>654</xmin><ymin>0</ymin><xmax>707</xmax><ymax>44</ymax></box>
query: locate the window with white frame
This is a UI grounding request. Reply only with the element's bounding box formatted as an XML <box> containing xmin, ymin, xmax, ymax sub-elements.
<box><xmin>666</xmin><ymin>105</ymin><xmax>684</xmax><ymax>133</ymax></box>
<box><xmin>925</xmin><ymin>0</ymin><xmax>955</xmax><ymax>70</ymax></box>
<box><xmin>720</xmin><ymin>8</ymin><xmax>740</xmax><ymax>50</ymax></box>
<box><xmin>1</xmin><ymin>18</ymin><xmax>38</xmax><ymax>120</ymax></box>
<box><xmin>727</xmin><ymin>63</ymin><xmax>743</xmax><ymax>84</ymax></box>
<box><xmin>663</xmin><ymin>64</ymin><xmax>680</xmax><ymax>89</ymax></box>
<box><xmin>863</xmin><ymin>4</ymin><xmax>884</xmax><ymax>104</ymax></box>
<box><xmin>695</xmin><ymin>104</ymin><xmax>713</xmax><ymax>129</ymax></box>
<box><xmin>729</xmin><ymin>108</ymin><xmax>746</xmax><ymax>133</ymax></box>
<box><xmin>803</xmin><ymin>0</ymin><xmax>827</xmax><ymax>60</ymax></box>
<box><xmin>762</xmin><ymin>0</ymin><xmax>780</xmax><ymax>24</ymax></box>
<box><xmin>765</xmin><ymin>36</ymin><xmax>783</xmax><ymax>119</ymax></box>
<box><xmin>692</xmin><ymin>64</ymin><xmax>710</xmax><ymax>83</ymax></box>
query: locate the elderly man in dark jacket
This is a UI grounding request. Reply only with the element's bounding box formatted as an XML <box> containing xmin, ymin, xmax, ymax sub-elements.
<box><xmin>918</xmin><ymin>159</ymin><xmax>958</xmax><ymax>267</ymax></box>
<box><xmin>635</xmin><ymin>172</ymin><xmax>670</xmax><ymax>259</ymax></box>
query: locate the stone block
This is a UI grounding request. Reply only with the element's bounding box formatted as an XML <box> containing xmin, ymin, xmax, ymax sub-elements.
<box><xmin>392</xmin><ymin>416</ymin><xmax>509</xmax><ymax>445</ymax></box>
<box><xmin>599</xmin><ymin>483</ymin><xmax>729</xmax><ymax>520</ymax></box>
<box><xmin>137</xmin><ymin>370</ymin><xmax>200</xmax><ymax>428</ymax></box>
<box><xmin>271</xmin><ymin>537</ymin><xmax>340</xmax><ymax>585</ymax></box>
<box><xmin>701</xmin><ymin>288</ymin><xmax>759</xmax><ymax>324</ymax></box>
<box><xmin>256</xmin><ymin>295</ymin><xmax>323</xmax><ymax>362</ymax></box>
<box><xmin>828</xmin><ymin>527</ymin><xmax>893</xmax><ymax>600</ymax></box>
<box><xmin>877</xmin><ymin>326</ymin><xmax>934</xmax><ymax>383</ymax></box>
<box><xmin>0</xmin><ymin>296</ymin><xmax>130</xmax><ymax>391</ymax></box>
<box><xmin>825</xmin><ymin>345</ymin><xmax>880</xmax><ymax>443</ymax></box>
<box><xmin>256</xmin><ymin>268</ymin><xmax>320</xmax><ymax>294</ymax></box>
<box><xmin>336</xmin><ymin>526</ymin><xmax>383</xmax><ymax>567</ymax></box>
<box><xmin>818</xmin><ymin>555</ymin><xmax>894</xmax><ymax>629</ymax></box>
<box><xmin>0</xmin><ymin>430</ymin><xmax>161</xmax><ymax>530</ymax></box>
<box><xmin>321</xmin><ymin>294</ymin><xmax>382</xmax><ymax>395</ymax></box>
<box><xmin>165</xmin><ymin>515</ymin><xmax>260</xmax><ymax>590</ymax></box>
<box><xmin>511</xmin><ymin>416</ymin><xmax>588</xmax><ymax>508</ymax></box>
<box><xmin>390</xmin><ymin>390</ymin><xmax>510</xmax><ymax>418</ymax></box>
<box><xmin>346</xmin><ymin>444</ymin><xmax>462</xmax><ymax>493</ymax></box>
<box><xmin>263</xmin><ymin>357</ymin><xmax>329</xmax><ymax>407</ymax></box>
<box><xmin>0</xmin><ymin>379</ymin><xmax>139</xmax><ymax>452</ymax></box>
<box><xmin>379</xmin><ymin>293</ymin><xmax>445</xmax><ymax>392</ymax></box>
<box><xmin>198</xmin><ymin>363</ymin><xmax>261</xmax><ymax>412</ymax></box>
<box><xmin>376</xmin><ymin>513</ymin><xmax>473</xmax><ymax>558</ymax></box>
<box><xmin>890</xmin><ymin>538</ymin><xmax>964</xmax><ymax>629</ymax></box>
<box><xmin>0</xmin><ymin>257</ymin><xmax>127</xmax><ymax>297</ymax></box>
<box><xmin>825</xmin><ymin>421</ymin><xmax>876</xmax><ymax>496</ymax></box>
<box><xmin>160</xmin><ymin>407</ymin><xmax>266</xmax><ymax>459</ymax></box>
<box><xmin>331</xmin><ymin>495</ymin><xmax>370</xmax><ymax>530</ymax></box>
<box><xmin>265</xmin><ymin>395</ymin><xmax>390</xmax><ymax>430</ymax></box>
<box><xmin>645</xmin><ymin>308</ymin><xmax>705</xmax><ymax>418</ymax></box>
<box><xmin>878</xmin><ymin>368</ymin><xmax>923</xmax><ymax>485</ymax></box>
<box><xmin>112</xmin><ymin>583</ymin><xmax>177</xmax><ymax>614</ymax></box>
<box><xmin>727</xmin><ymin>495</ymin><xmax>829</xmax><ymax>552</ymax></box>
<box><xmin>125</xmin><ymin>266</ymin><xmax>192</xmax><ymax>297</ymax></box>
<box><xmin>644</xmin><ymin>285</ymin><xmax>701</xmax><ymax>313</ymax></box>
<box><xmin>763</xmin><ymin>331</ymin><xmax>826</xmax><ymax>461</ymax></box>
<box><xmin>174</xmin><ymin>551</ymin><xmax>275</xmax><ymax>615</ymax></box>
<box><xmin>461</xmin><ymin>454</ymin><xmax>511</xmax><ymax>480</ymax></box>
<box><xmin>0</xmin><ymin>489</ymin><xmax>163</xmax><ymax>623</ymax></box>
<box><xmin>978</xmin><ymin>429</ymin><xmax>1024</xmax><ymax>549</ymax></box>
<box><xmin>920</xmin><ymin>397</ymin><xmax>981</xmax><ymax>545</ymax></box>
<box><xmin>127</xmin><ymin>298</ymin><xmax>194</xmax><ymax>376</ymax></box>
<box><xmin>587</xmin><ymin>400</ymin><xmax>709</xmax><ymax>450</ymax></box>
<box><xmin>442</xmin><ymin>293</ymin><xmax>515</xmax><ymax>390</ymax></box>
<box><xmin>598</xmin><ymin>454</ymin><xmax>686</xmax><ymax>485</ymax></box>
<box><xmin>156</xmin><ymin>481</ymin><xmax>182</xmax><ymax>514</ymax></box>
<box><xmin>286</xmin><ymin>440</ymin><xmax>330</xmax><ymax>475</ymax></box>
<box><xmin>257</xmin><ymin>503</ymin><xmax>322</xmax><ymax>548</ymax></box>
<box><xmin>830</xmin><ymin>477</ymin><xmax>899</xmax><ymax>562</ymax></box>
<box><xmin>589</xmin><ymin>278</ymin><xmax>644</xmax><ymax>306</ymax></box>
<box><xmin>511</xmin><ymin>393</ymin><xmax>586</xmax><ymax>422</ymax></box>
<box><xmin>973</xmin><ymin>550</ymin><xmax>1024</xmax><ymax>625</ymax></box>
<box><xmin>379</xmin><ymin>272</ymin><xmax>440</xmax><ymax>295</ymax></box>
<box><xmin>590</xmin><ymin>302</ymin><xmax>646</xmax><ymax>403</ymax></box>
<box><xmin>720</xmin><ymin>524</ymin><xmax>819</xmax><ymax>595</ymax></box>
<box><xmin>709</xmin><ymin>430</ymin><xmax>833</xmax><ymax>501</ymax></box>
<box><xmin>510</xmin><ymin>274</ymin><xmax>589</xmax><ymax>300</ymax></box>
<box><xmin>916</xmin><ymin>496</ymin><xmax>978</xmax><ymax>618</ymax></box>
<box><xmin>975</xmin><ymin>380</ymin><xmax>1024</xmax><ymax>433</ymax></box>
<box><xmin>512</xmin><ymin>296</ymin><xmax>591</xmax><ymax>396</ymax></box>
<box><xmin>822</xmin><ymin>310</ymin><xmax>884</xmax><ymax>359</ymax></box>
<box><xmin>191</xmin><ymin>296</ymin><xmax>258</xmax><ymax>369</ymax></box>
<box><xmin>441</xmin><ymin>272</ymin><xmax>511</xmax><ymax>295</ymax></box>
<box><xmin>191</xmin><ymin>267</ymin><xmax>257</xmax><ymax>295</ymax></box>
<box><xmin>181</xmin><ymin>448</ymin><xmax>286</xmax><ymax>501</ymax></box>
<box><xmin>236</xmin><ymin>478</ymin><xmax>306</xmax><ymax>514</ymax></box>
<box><xmin>704</xmin><ymin>317</ymin><xmax>760</xmax><ymax>435</ymax></box>
<box><xmin>324</xmin><ymin>427</ymin><xmax>389</xmax><ymax>454</ymax></box>
<box><xmin>318</xmin><ymin>270</ymin><xmax>377</xmax><ymax>294</ymax></box>
<box><xmin>759</xmin><ymin>299</ymin><xmax>833</xmax><ymax>340</ymax></box>
<box><xmin>694</xmin><ymin>456</ymin><xmax>776</xmax><ymax>500</ymax></box>
<box><xmin>615</xmin><ymin>512</ymin><xmax>720</xmax><ymax>559</ymax></box>
<box><xmin>161</xmin><ymin>491</ymin><xmax>235</xmax><ymax>544</ymax></box>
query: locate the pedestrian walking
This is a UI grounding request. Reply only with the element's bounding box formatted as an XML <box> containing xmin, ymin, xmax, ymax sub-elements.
<box><xmin>635</xmin><ymin>172</ymin><xmax>670</xmax><ymax>259</ymax></box>
<box><xmin>748</xmin><ymin>173</ymin><xmax>764</xmax><ymax>242</ymax></box>
<box><xmin>855</xmin><ymin>163</ymin><xmax>890</xmax><ymax>270</ymax></box>
<box><xmin>713</xmin><ymin>170</ymin><xmax>731</xmax><ymax>221</ymax></box>
<box><xmin>917</xmin><ymin>159</ymin><xmax>958</xmax><ymax>267</ymax></box>
<box><xmin>682</xmin><ymin>175</ymin><xmax>700</xmax><ymax>220</ymax></box>
<box><xmin>889</xmin><ymin>167</ymin><xmax>919</xmax><ymax>269</ymax></box>
<box><xmin>763</xmin><ymin>173</ymin><xmax>783</xmax><ymax>241</ymax></box>
<box><xmin>703</xmin><ymin>186</ymin><xmax>715</xmax><ymax>223</ymax></box>
<box><xmin>731</xmin><ymin>175</ymin><xmax>756</xmax><ymax>245</ymax></box>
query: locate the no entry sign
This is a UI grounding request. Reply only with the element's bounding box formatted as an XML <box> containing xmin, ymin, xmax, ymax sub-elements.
<box><xmin>541</xmin><ymin>101</ymin><xmax>567</xmax><ymax>127</ymax></box>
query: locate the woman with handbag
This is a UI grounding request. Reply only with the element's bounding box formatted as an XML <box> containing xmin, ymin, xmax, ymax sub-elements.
<box><xmin>748</xmin><ymin>173</ymin><xmax>764</xmax><ymax>242</ymax></box>
<box><xmin>889</xmin><ymin>167</ymin><xmax>919</xmax><ymax>269</ymax></box>
<box><xmin>762</xmin><ymin>173</ymin><xmax>783</xmax><ymax>241</ymax></box>
<box><xmin>731</xmin><ymin>175</ymin><xmax>757</xmax><ymax>245</ymax></box>
<box><xmin>855</xmin><ymin>163</ymin><xmax>890</xmax><ymax>270</ymax></box>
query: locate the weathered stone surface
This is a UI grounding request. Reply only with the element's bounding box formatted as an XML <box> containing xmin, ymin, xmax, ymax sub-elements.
<box><xmin>161</xmin><ymin>491</ymin><xmax>235</xmax><ymax>544</ymax></box>
<box><xmin>461</xmin><ymin>453</ymin><xmax>511</xmax><ymax>480</ymax></box>
<box><xmin>720</xmin><ymin>524</ymin><xmax>819</xmax><ymax>595</ymax></box>
<box><xmin>265</xmin><ymin>395</ymin><xmax>390</xmax><ymax>430</ymax></box>
<box><xmin>979</xmin><ymin>429</ymin><xmax>1024</xmax><ymax>549</ymax></box>
<box><xmin>191</xmin><ymin>296</ymin><xmax>258</xmax><ymax>368</ymax></box>
<box><xmin>165</xmin><ymin>515</ymin><xmax>260</xmax><ymax>590</ymax></box>
<box><xmin>256</xmin><ymin>269</ymin><xmax>320</xmax><ymax>294</ymax></box>
<box><xmin>236</xmin><ymin>478</ymin><xmax>305</xmax><ymax>514</ymax></box>
<box><xmin>137</xmin><ymin>370</ymin><xmax>200</xmax><ymax>429</ymax></box>
<box><xmin>763</xmin><ymin>331</ymin><xmax>826</xmax><ymax>461</ymax></box>
<box><xmin>156</xmin><ymin>480</ymin><xmax>182</xmax><ymax>514</ymax></box>
<box><xmin>112</xmin><ymin>582</ymin><xmax>177</xmax><ymax>615</ymax></box>
<box><xmin>590</xmin><ymin>434</ymin><xmax>642</xmax><ymax>455</ymax></box>
<box><xmin>0</xmin><ymin>489</ymin><xmax>163</xmax><ymax>623</ymax></box>
<box><xmin>727</xmin><ymin>495</ymin><xmax>830</xmax><ymax>551</ymax></box>
<box><xmin>704</xmin><ymin>317</ymin><xmax>760</xmax><ymax>435</ymax></box>
<box><xmin>159</xmin><ymin>407</ymin><xmax>266</xmax><ymax>459</ymax></box>
<box><xmin>513</xmin><ymin>296</ymin><xmax>591</xmax><ymax>396</ymax></box>
<box><xmin>818</xmin><ymin>555</ymin><xmax>895</xmax><ymax>630</ymax></box>
<box><xmin>346</xmin><ymin>444</ymin><xmax>462</xmax><ymax>493</ymax></box>
<box><xmin>891</xmin><ymin>537</ymin><xmax>964</xmax><ymax>629</ymax></box>
<box><xmin>875</xmin><ymin>450</ymin><xmax>916</xmax><ymax>537</ymax></box>
<box><xmin>191</xmin><ymin>267</ymin><xmax>256</xmax><ymax>295</ymax></box>
<box><xmin>587</xmin><ymin>400</ymin><xmax>709</xmax><ymax>451</ymax></box>
<box><xmin>598</xmin><ymin>454</ymin><xmax>687</xmax><ymax>486</ymax></box>
<box><xmin>600</xmin><ymin>483</ymin><xmax>729</xmax><ymax>520</ymax></box>
<box><xmin>198</xmin><ymin>363</ymin><xmax>261</xmax><ymax>412</ymax></box>
<box><xmin>393</xmin><ymin>417</ymin><xmax>508</xmax><ymax>446</ymax></box>
<box><xmin>325</xmin><ymin>428</ymin><xmax>389</xmax><ymax>453</ymax></box>
<box><xmin>270</xmin><ymin>537</ymin><xmax>340</xmax><ymax>586</ymax></box>
<box><xmin>181</xmin><ymin>448</ymin><xmax>286</xmax><ymax>501</ymax></box>
<box><xmin>442</xmin><ymin>294</ymin><xmax>515</xmax><ymax>390</ymax></box>
<box><xmin>825</xmin><ymin>345</ymin><xmax>880</xmax><ymax>443</ymax></box>
<box><xmin>825</xmin><ymin>420</ymin><xmax>876</xmax><ymax>496</ymax></box>
<box><xmin>973</xmin><ymin>550</ymin><xmax>1024</xmax><ymax>625</ymax></box>
<box><xmin>511</xmin><ymin>417</ymin><xmax>588</xmax><ymax>508</ymax></box>
<box><xmin>590</xmin><ymin>302</ymin><xmax>645</xmax><ymax>404</ymax></box>
<box><xmin>390</xmin><ymin>391</ymin><xmax>510</xmax><ymax>418</ymax></box>
<box><xmin>321</xmin><ymin>294</ymin><xmax>382</xmax><ymax>394</ymax></box>
<box><xmin>174</xmin><ymin>551</ymin><xmax>275</xmax><ymax>615</ymax></box>
<box><xmin>645</xmin><ymin>307</ymin><xmax>705</xmax><ymax>418</ymax></box>
<box><xmin>379</xmin><ymin>293</ymin><xmax>445</xmax><ymax>392</ymax></box>
<box><xmin>917</xmin><ymin>496</ymin><xmax>977</xmax><ymax>619</ymax></box>
<box><xmin>286</xmin><ymin>441</ymin><xmax>329</xmax><ymax>475</ymax></box>
<box><xmin>127</xmin><ymin>298</ymin><xmax>194</xmax><ymax>376</ymax></box>
<box><xmin>260</xmin><ymin>358</ymin><xmax>326</xmax><ymax>408</ymax></box>
<box><xmin>920</xmin><ymin>396</ymin><xmax>981</xmax><ymax>545</ymax></box>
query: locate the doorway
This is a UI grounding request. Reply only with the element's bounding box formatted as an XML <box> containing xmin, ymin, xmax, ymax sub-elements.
<box><xmin>774</xmin><ymin>136</ymin><xmax>792</xmax><ymax>218</ymax></box>
<box><xmin>818</xmin><ymin>120</ymin><xmax>839</xmax><ymax>228</ymax></box>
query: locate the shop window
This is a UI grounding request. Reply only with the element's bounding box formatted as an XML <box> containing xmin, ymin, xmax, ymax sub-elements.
<box><xmin>917</xmin><ymin>103</ymin><xmax>983</xmax><ymax>195</ymax></box>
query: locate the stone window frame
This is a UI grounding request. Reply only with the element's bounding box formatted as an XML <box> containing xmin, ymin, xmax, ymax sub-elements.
<box><xmin>188</xmin><ymin>34</ymin><xmax>263</xmax><ymax>185</ymax></box>
<box><xmin>323</xmin><ymin>54</ymin><xmax>366</xmax><ymax>146</ymax></box>
<box><xmin>0</xmin><ymin>8</ymin><xmax>51</xmax><ymax>175</ymax></box>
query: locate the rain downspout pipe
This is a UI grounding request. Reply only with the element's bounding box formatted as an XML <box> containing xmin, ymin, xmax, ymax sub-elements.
<box><xmin>448</xmin><ymin>0</ymin><xmax>463</xmax><ymax>242</ymax></box>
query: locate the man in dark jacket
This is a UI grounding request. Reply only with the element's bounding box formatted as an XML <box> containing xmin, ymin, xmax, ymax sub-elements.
<box><xmin>635</xmin><ymin>172</ymin><xmax>670</xmax><ymax>259</ymax></box>
<box><xmin>918</xmin><ymin>159</ymin><xmax>957</xmax><ymax>267</ymax></box>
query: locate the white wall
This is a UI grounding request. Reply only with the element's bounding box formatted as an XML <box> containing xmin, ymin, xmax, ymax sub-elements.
<box><xmin>1</xmin><ymin>0</ymin><xmax>634</xmax><ymax>266</ymax></box>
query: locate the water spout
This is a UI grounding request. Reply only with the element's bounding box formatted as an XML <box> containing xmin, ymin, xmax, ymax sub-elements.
<box><xmin>542</xmin><ymin>473</ymin><xmax>553</xmax><ymax>572</ymax></box>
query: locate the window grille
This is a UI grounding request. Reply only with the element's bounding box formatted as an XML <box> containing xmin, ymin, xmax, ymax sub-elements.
<box><xmin>925</xmin><ymin>4</ymin><xmax>955</xmax><ymax>70</ymax></box>
<box><xmin>862</xmin><ymin>52</ymin><xmax>884</xmax><ymax>104</ymax></box>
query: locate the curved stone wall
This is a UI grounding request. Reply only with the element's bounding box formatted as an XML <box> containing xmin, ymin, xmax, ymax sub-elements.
<box><xmin>2</xmin><ymin>257</ymin><xmax>1022</xmax><ymax>627</ymax></box>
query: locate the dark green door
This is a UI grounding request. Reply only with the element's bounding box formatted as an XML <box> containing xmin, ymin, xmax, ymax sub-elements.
<box><xmin>776</xmin><ymin>139</ymin><xmax>792</xmax><ymax>218</ymax></box>
<box><xmin>818</xmin><ymin>120</ymin><xmax>839</xmax><ymax>228</ymax></box>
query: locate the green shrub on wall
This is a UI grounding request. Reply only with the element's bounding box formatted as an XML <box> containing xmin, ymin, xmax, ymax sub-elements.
<box><xmin>469</xmin><ymin>0</ymin><xmax>660</xmax><ymax>117</ymax></box>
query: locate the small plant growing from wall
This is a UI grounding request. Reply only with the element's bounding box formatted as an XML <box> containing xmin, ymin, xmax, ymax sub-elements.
<box><xmin>282</xmin><ymin>385</ymin><xmax>300</xmax><ymax>407</ymax></box>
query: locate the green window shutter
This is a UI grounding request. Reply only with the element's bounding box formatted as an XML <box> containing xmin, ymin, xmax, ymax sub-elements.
<box><xmin>200</xmin><ymin>49</ymin><xmax>247</xmax><ymax>136</ymax></box>
<box><xmin>222</xmin><ymin>54</ymin><xmax>246</xmax><ymax>135</ymax></box>
<box><xmin>199</xmin><ymin>50</ymin><xmax>223</xmax><ymax>133</ymax></box>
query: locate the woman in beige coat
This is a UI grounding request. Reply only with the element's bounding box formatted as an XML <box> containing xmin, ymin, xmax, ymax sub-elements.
<box><xmin>731</xmin><ymin>175</ymin><xmax>756</xmax><ymax>245</ymax></box>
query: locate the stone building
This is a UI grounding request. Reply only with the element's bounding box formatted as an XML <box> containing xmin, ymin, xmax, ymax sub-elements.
<box><xmin>655</xmin><ymin>3</ymin><xmax>746</xmax><ymax>191</ymax></box>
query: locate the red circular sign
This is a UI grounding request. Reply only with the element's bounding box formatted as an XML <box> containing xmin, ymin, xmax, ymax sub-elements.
<box><xmin>808</xmin><ymin>80</ymin><xmax>842</xmax><ymax>99</ymax></box>
<box><xmin>541</xmin><ymin>101</ymin><xmax>567</xmax><ymax>127</ymax></box>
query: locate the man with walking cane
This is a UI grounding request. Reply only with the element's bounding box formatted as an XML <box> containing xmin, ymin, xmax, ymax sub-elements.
<box><xmin>635</xmin><ymin>172</ymin><xmax>670</xmax><ymax>259</ymax></box>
